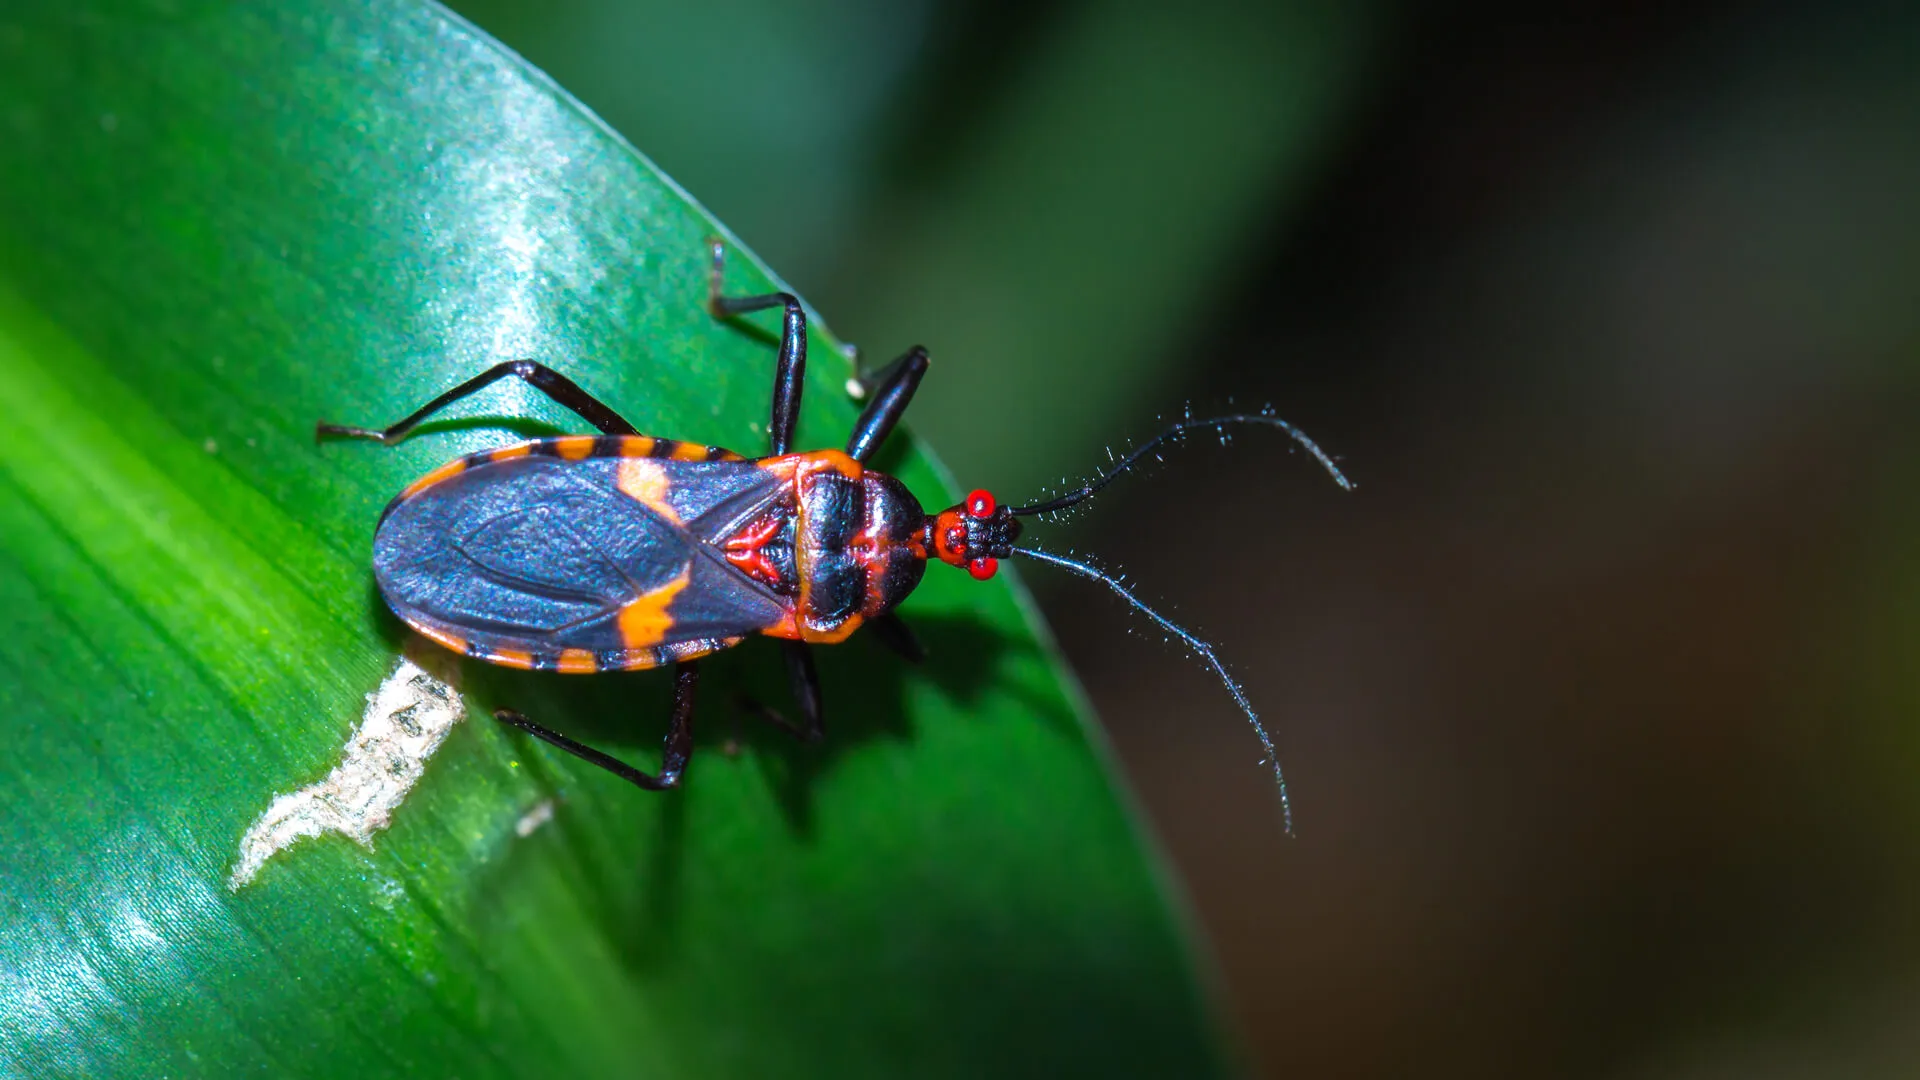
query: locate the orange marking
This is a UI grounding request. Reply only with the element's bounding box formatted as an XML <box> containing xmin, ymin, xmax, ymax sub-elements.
<box><xmin>618</xmin><ymin>435</ymin><xmax>657</xmax><ymax>457</ymax></box>
<box><xmin>754</xmin><ymin>456</ymin><xmax>801</xmax><ymax>484</ymax></box>
<box><xmin>488</xmin><ymin>442</ymin><xmax>534</xmax><ymax>463</ymax></box>
<box><xmin>400</xmin><ymin>457</ymin><xmax>468</xmax><ymax>500</ymax></box>
<box><xmin>806</xmin><ymin>449</ymin><xmax>862</xmax><ymax>479</ymax></box>
<box><xmin>669</xmin><ymin>441</ymin><xmax>710</xmax><ymax>462</ymax></box>
<box><xmin>802</xmin><ymin>614</ymin><xmax>863</xmax><ymax>645</ymax></box>
<box><xmin>615</xmin><ymin>458</ymin><xmax>682</xmax><ymax>524</ymax></box>
<box><xmin>617</xmin><ymin>566</ymin><xmax>692</xmax><ymax>650</ymax></box>
<box><xmin>556</xmin><ymin>648</ymin><xmax>597</xmax><ymax>674</ymax></box>
<box><xmin>552</xmin><ymin>435</ymin><xmax>596</xmax><ymax>461</ymax></box>
<box><xmin>601</xmin><ymin>636</ymin><xmax>738</xmax><ymax>670</ymax></box>
<box><xmin>414</xmin><ymin>624</ymin><xmax>469</xmax><ymax>656</ymax></box>
<box><xmin>756</xmin><ymin>613</ymin><xmax>802</xmax><ymax>641</ymax></box>
<box><xmin>927</xmin><ymin>509</ymin><xmax>968</xmax><ymax>565</ymax></box>
<box><xmin>489</xmin><ymin>648</ymin><xmax>536</xmax><ymax>670</ymax></box>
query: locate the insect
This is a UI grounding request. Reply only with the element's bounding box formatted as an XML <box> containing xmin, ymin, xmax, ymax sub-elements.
<box><xmin>320</xmin><ymin>242</ymin><xmax>1351</xmax><ymax>825</ymax></box>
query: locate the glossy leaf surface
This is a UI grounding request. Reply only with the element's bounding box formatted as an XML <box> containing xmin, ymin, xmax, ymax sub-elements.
<box><xmin>0</xmin><ymin>2</ymin><xmax>1225</xmax><ymax>1076</ymax></box>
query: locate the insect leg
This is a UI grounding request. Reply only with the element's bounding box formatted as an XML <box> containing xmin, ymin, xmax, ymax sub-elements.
<box><xmin>495</xmin><ymin>662</ymin><xmax>699</xmax><ymax>791</ymax></box>
<box><xmin>868</xmin><ymin>613</ymin><xmax>926</xmax><ymax>664</ymax></box>
<box><xmin>739</xmin><ymin>640</ymin><xmax>825</xmax><ymax>742</ymax></box>
<box><xmin>317</xmin><ymin>361</ymin><xmax>640</xmax><ymax>443</ymax></box>
<box><xmin>844</xmin><ymin>347</ymin><xmax>929</xmax><ymax>463</ymax></box>
<box><xmin>706</xmin><ymin>240</ymin><xmax>805</xmax><ymax>455</ymax></box>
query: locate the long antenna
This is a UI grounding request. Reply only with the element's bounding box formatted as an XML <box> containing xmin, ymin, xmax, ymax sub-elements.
<box><xmin>1013</xmin><ymin>544</ymin><xmax>1295</xmax><ymax>833</ymax></box>
<box><xmin>1008</xmin><ymin>412</ymin><xmax>1353</xmax><ymax>517</ymax></box>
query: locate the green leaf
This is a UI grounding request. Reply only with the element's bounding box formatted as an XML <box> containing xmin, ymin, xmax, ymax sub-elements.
<box><xmin>0</xmin><ymin>2</ymin><xmax>1227</xmax><ymax>1077</ymax></box>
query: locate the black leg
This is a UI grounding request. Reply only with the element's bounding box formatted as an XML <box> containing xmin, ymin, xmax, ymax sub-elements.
<box><xmin>868</xmin><ymin>613</ymin><xmax>926</xmax><ymax>664</ymax></box>
<box><xmin>317</xmin><ymin>360</ymin><xmax>640</xmax><ymax>443</ymax></box>
<box><xmin>844</xmin><ymin>347</ymin><xmax>929</xmax><ymax>463</ymax></box>
<box><xmin>495</xmin><ymin>662</ymin><xmax>700</xmax><ymax>791</ymax></box>
<box><xmin>740</xmin><ymin>640</ymin><xmax>825</xmax><ymax>742</ymax></box>
<box><xmin>706</xmin><ymin>240</ymin><xmax>806</xmax><ymax>456</ymax></box>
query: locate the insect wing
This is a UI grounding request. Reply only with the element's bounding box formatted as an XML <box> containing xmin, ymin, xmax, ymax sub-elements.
<box><xmin>374</xmin><ymin>453</ymin><xmax>787</xmax><ymax>659</ymax></box>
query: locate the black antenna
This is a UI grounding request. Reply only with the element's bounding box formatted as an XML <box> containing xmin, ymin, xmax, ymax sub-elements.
<box><xmin>1012</xmin><ymin>544</ymin><xmax>1296</xmax><ymax>833</ymax></box>
<box><xmin>1008</xmin><ymin>412</ymin><xmax>1353</xmax><ymax>517</ymax></box>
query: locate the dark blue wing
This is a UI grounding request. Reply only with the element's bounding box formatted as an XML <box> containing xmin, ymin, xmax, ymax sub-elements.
<box><xmin>373</xmin><ymin>451</ymin><xmax>788</xmax><ymax>658</ymax></box>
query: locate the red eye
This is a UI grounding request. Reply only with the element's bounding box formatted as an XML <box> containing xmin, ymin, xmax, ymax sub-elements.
<box><xmin>965</xmin><ymin>489</ymin><xmax>996</xmax><ymax>518</ymax></box>
<box><xmin>967</xmin><ymin>556</ymin><xmax>998</xmax><ymax>580</ymax></box>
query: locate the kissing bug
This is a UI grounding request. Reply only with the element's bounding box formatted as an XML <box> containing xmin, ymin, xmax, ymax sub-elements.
<box><xmin>320</xmin><ymin>243</ymin><xmax>1351</xmax><ymax>825</ymax></box>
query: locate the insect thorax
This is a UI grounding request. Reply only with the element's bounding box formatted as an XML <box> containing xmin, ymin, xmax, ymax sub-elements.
<box><xmin>726</xmin><ymin>452</ymin><xmax>927</xmax><ymax>643</ymax></box>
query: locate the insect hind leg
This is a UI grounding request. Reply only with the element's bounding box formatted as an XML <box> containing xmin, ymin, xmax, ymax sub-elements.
<box><xmin>317</xmin><ymin>360</ymin><xmax>640</xmax><ymax>444</ymax></box>
<box><xmin>496</xmin><ymin>662</ymin><xmax>700</xmax><ymax>791</ymax></box>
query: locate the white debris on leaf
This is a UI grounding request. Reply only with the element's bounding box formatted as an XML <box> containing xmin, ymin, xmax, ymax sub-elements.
<box><xmin>513</xmin><ymin>798</ymin><xmax>555</xmax><ymax>838</ymax></box>
<box><xmin>229</xmin><ymin>657</ymin><xmax>464</xmax><ymax>890</ymax></box>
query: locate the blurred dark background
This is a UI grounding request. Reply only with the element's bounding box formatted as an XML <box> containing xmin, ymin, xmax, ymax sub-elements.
<box><xmin>445</xmin><ymin>0</ymin><xmax>1920</xmax><ymax>1075</ymax></box>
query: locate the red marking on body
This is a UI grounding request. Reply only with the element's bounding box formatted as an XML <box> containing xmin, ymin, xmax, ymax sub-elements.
<box><xmin>722</xmin><ymin>514</ymin><xmax>786</xmax><ymax>587</ymax></box>
<box><xmin>930</xmin><ymin>509</ymin><xmax>969</xmax><ymax>565</ymax></box>
<box><xmin>854</xmin><ymin>495</ymin><xmax>901</xmax><ymax>614</ymax></box>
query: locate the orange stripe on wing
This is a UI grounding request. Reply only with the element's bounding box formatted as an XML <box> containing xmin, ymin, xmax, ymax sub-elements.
<box><xmin>615</xmin><ymin>457</ymin><xmax>682</xmax><ymax>524</ymax></box>
<box><xmin>552</xmin><ymin>435</ymin><xmax>596</xmax><ymax>461</ymax></box>
<box><xmin>618</xmin><ymin>435</ymin><xmax>658</xmax><ymax>457</ymax></box>
<box><xmin>556</xmin><ymin>648</ymin><xmax>597</xmax><ymax>674</ymax></box>
<box><xmin>487</xmin><ymin>648</ymin><xmax>537</xmax><ymax>670</ymax></box>
<box><xmin>617</xmin><ymin>566</ymin><xmax>692</xmax><ymax>650</ymax></box>
<box><xmin>415</xmin><ymin>624</ymin><xmax>468</xmax><ymax>656</ymax></box>
<box><xmin>400</xmin><ymin>457</ymin><xmax>468</xmax><ymax>500</ymax></box>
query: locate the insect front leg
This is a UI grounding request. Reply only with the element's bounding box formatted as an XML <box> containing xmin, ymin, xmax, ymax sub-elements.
<box><xmin>317</xmin><ymin>361</ymin><xmax>641</xmax><ymax>443</ymax></box>
<box><xmin>495</xmin><ymin>662</ymin><xmax>700</xmax><ymax>791</ymax></box>
<box><xmin>844</xmin><ymin>347</ymin><xmax>929</xmax><ymax>463</ymax></box>
<box><xmin>706</xmin><ymin>240</ymin><xmax>806</xmax><ymax>456</ymax></box>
